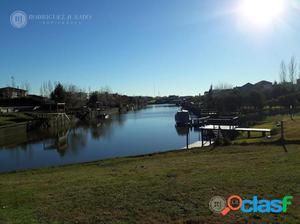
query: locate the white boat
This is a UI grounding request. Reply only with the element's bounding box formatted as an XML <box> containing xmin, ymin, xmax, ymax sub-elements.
<box><xmin>175</xmin><ymin>109</ymin><xmax>190</xmax><ymax>126</ymax></box>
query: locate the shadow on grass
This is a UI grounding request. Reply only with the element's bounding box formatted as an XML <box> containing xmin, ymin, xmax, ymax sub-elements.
<box><xmin>214</xmin><ymin>138</ymin><xmax>300</xmax><ymax>153</ymax></box>
<box><xmin>277</xmin><ymin>139</ymin><xmax>300</xmax><ymax>153</ymax></box>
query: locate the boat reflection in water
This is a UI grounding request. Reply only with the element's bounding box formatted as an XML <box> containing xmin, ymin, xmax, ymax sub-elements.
<box><xmin>175</xmin><ymin>125</ymin><xmax>190</xmax><ymax>136</ymax></box>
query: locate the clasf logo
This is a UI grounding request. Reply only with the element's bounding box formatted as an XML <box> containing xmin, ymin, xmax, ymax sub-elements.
<box><xmin>209</xmin><ymin>195</ymin><xmax>293</xmax><ymax>216</ymax></box>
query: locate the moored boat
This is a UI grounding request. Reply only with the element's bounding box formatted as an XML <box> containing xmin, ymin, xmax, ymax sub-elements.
<box><xmin>175</xmin><ymin>109</ymin><xmax>190</xmax><ymax>126</ymax></box>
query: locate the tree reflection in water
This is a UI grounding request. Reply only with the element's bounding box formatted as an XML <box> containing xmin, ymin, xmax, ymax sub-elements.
<box><xmin>43</xmin><ymin>128</ymin><xmax>70</xmax><ymax>157</ymax></box>
<box><xmin>175</xmin><ymin>125</ymin><xmax>190</xmax><ymax>136</ymax></box>
<box><xmin>90</xmin><ymin>118</ymin><xmax>114</xmax><ymax>140</ymax></box>
<box><xmin>68</xmin><ymin>127</ymin><xmax>88</xmax><ymax>154</ymax></box>
<box><xmin>114</xmin><ymin>114</ymin><xmax>125</xmax><ymax>127</ymax></box>
<box><xmin>0</xmin><ymin>105</ymin><xmax>203</xmax><ymax>172</ymax></box>
<box><xmin>0</xmin><ymin>115</ymin><xmax>124</xmax><ymax>157</ymax></box>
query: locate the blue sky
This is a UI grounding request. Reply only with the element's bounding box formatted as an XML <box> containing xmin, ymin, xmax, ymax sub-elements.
<box><xmin>1</xmin><ymin>0</ymin><xmax>300</xmax><ymax>96</ymax></box>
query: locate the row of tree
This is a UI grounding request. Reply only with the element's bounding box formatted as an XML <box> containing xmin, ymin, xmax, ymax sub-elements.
<box><xmin>48</xmin><ymin>83</ymin><xmax>148</xmax><ymax>110</ymax></box>
<box><xmin>200</xmin><ymin>57</ymin><xmax>300</xmax><ymax>113</ymax></box>
<box><xmin>203</xmin><ymin>85</ymin><xmax>300</xmax><ymax>112</ymax></box>
<box><xmin>279</xmin><ymin>56</ymin><xmax>300</xmax><ymax>84</ymax></box>
<box><xmin>4</xmin><ymin>76</ymin><xmax>31</xmax><ymax>92</ymax></box>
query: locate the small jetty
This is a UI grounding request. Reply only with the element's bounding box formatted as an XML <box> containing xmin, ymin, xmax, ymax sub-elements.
<box><xmin>200</xmin><ymin>125</ymin><xmax>271</xmax><ymax>137</ymax></box>
<box><xmin>30</xmin><ymin>112</ymin><xmax>71</xmax><ymax>128</ymax></box>
<box><xmin>175</xmin><ymin>109</ymin><xmax>272</xmax><ymax>147</ymax></box>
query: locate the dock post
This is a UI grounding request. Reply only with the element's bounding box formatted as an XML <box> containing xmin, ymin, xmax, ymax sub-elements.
<box><xmin>247</xmin><ymin>131</ymin><xmax>251</xmax><ymax>138</ymax></box>
<box><xmin>280</xmin><ymin>121</ymin><xmax>284</xmax><ymax>141</ymax></box>
<box><xmin>201</xmin><ymin>129</ymin><xmax>204</xmax><ymax>147</ymax></box>
<box><xmin>186</xmin><ymin>131</ymin><xmax>189</xmax><ymax>149</ymax></box>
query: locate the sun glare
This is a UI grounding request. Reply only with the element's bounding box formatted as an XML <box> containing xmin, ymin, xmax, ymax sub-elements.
<box><xmin>239</xmin><ymin>0</ymin><xmax>285</xmax><ymax>27</ymax></box>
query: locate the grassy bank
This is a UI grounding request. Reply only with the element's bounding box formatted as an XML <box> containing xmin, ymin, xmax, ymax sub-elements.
<box><xmin>233</xmin><ymin>113</ymin><xmax>300</xmax><ymax>144</ymax></box>
<box><xmin>0</xmin><ymin>113</ymin><xmax>34</xmax><ymax>126</ymax></box>
<box><xmin>0</xmin><ymin>115</ymin><xmax>299</xmax><ymax>224</ymax></box>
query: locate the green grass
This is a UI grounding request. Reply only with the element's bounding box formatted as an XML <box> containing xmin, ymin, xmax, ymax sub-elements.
<box><xmin>0</xmin><ymin>113</ymin><xmax>34</xmax><ymax>126</ymax></box>
<box><xmin>233</xmin><ymin>114</ymin><xmax>300</xmax><ymax>144</ymax></box>
<box><xmin>0</xmin><ymin>114</ymin><xmax>299</xmax><ymax>223</ymax></box>
<box><xmin>0</xmin><ymin>144</ymin><xmax>299</xmax><ymax>224</ymax></box>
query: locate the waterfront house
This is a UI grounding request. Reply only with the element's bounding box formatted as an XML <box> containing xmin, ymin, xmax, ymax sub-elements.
<box><xmin>0</xmin><ymin>87</ymin><xmax>27</xmax><ymax>99</ymax></box>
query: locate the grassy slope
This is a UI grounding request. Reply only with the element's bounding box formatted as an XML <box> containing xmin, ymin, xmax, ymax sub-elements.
<box><xmin>0</xmin><ymin>115</ymin><xmax>299</xmax><ymax>224</ymax></box>
<box><xmin>0</xmin><ymin>113</ymin><xmax>34</xmax><ymax>126</ymax></box>
<box><xmin>233</xmin><ymin>114</ymin><xmax>300</xmax><ymax>144</ymax></box>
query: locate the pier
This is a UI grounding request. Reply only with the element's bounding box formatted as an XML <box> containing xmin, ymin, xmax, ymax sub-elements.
<box><xmin>200</xmin><ymin>125</ymin><xmax>271</xmax><ymax>138</ymax></box>
<box><xmin>30</xmin><ymin>112</ymin><xmax>71</xmax><ymax>128</ymax></box>
<box><xmin>178</xmin><ymin>114</ymin><xmax>272</xmax><ymax>149</ymax></box>
<box><xmin>189</xmin><ymin>115</ymin><xmax>271</xmax><ymax>138</ymax></box>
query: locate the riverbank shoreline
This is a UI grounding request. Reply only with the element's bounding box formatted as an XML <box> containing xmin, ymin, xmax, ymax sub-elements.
<box><xmin>1</xmin><ymin>111</ymin><xmax>297</xmax><ymax>173</ymax></box>
<box><xmin>0</xmin><ymin>106</ymin><xmax>140</xmax><ymax>148</ymax></box>
<box><xmin>0</xmin><ymin>114</ymin><xmax>299</xmax><ymax>223</ymax></box>
<box><xmin>0</xmin><ymin>146</ymin><xmax>185</xmax><ymax>174</ymax></box>
<box><xmin>0</xmin><ymin>143</ymin><xmax>299</xmax><ymax>224</ymax></box>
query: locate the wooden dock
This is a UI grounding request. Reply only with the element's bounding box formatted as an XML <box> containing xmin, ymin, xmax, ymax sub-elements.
<box><xmin>200</xmin><ymin>125</ymin><xmax>271</xmax><ymax>138</ymax></box>
<box><xmin>190</xmin><ymin>115</ymin><xmax>271</xmax><ymax>138</ymax></box>
<box><xmin>30</xmin><ymin>112</ymin><xmax>71</xmax><ymax>128</ymax></box>
<box><xmin>235</xmin><ymin>127</ymin><xmax>271</xmax><ymax>137</ymax></box>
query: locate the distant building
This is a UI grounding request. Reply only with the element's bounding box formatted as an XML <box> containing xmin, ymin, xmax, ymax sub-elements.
<box><xmin>234</xmin><ymin>81</ymin><xmax>273</xmax><ymax>92</ymax></box>
<box><xmin>204</xmin><ymin>89</ymin><xmax>222</xmax><ymax>96</ymax></box>
<box><xmin>235</xmin><ymin>83</ymin><xmax>254</xmax><ymax>92</ymax></box>
<box><xmin>254</xmin><ymin>81</ymin><xmax>273</xmax><ymax>90</ymax></box>
<box><xmin>0</xmin><ymin>87</ymin><xmax>27</xmax><ymax>99</ymax></box>
<box><xmin>27</xmin><ymin>94</ymin><xmax>46</xmax><ymax>101</ymax></box>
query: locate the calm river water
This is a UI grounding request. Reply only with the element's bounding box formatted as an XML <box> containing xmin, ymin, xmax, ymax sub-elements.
<box><xmin>0</xmin><ymin>104</ymin><xmax>200</xmax><ymax>173</ymax></box>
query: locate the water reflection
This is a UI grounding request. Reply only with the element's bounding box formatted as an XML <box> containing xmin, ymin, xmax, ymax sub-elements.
<box><xmin>68</xmin><ymin>128</ymin><xmax>88</xmax><ymax>154</ymax></box>
<box><xmin>175</xmin><ymin>126</ymin><xmax>190</xmax><ymax>136</ymax></box>
<box><xmin>43</xmin><ymin>129</ymin><xmax>69</xmax><ymax>156</ymax></box>
<box><xmin>89</xmin><ymin>119</ymin><xmax>114</xmax><ymax>140</ymax></box>
<box><xmin>0</xmin><ymin>104</ymin><xmax>200</xmax><ymax>172</ymax></box>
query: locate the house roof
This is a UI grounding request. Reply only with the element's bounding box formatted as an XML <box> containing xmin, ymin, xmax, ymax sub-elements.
<box><xmin>241</xmin><ymin>83</ymin><xmax>253</xmax><ymax>88</ymax></box>
<box><xmin>254</xmin><ymin>80</ymin><xmax>272</xmax><ymax>86</ymax></box>
<box><xmin>0</xmin><ymin>87</ymin><xmax>27</xmax><ymax>92</ymax></box>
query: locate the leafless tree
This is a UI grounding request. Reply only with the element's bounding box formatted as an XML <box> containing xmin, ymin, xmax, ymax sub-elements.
<box><xmin>11</xmin><ymin>76</ymin><xmax>16</xmax><ymax>87</ymax></box>
<box><xmin>40</xmin><ymin>81</ymin><xmax>53</xmax><ymax>97</ymax></box>
<box><xmin>39</xmin><ymin>86</ymin><xmax>43</xmax><ymax>96</ymax></box>
<box><xmin>47</xmin><ymin>81</ymin><xmax>53</xmax><ymax>95</ymax></box>
<box><xmin>43</xmin><ymin>82</ymin><xmax>48</xmax><ymax>97</ymax></box>
<box><xmin>214</xmin><ymin>82</ymin><xmax>233</xmax><ymax>90</ymax></box>
<box><xmin>25</xmin><ymin>82</ymin><xmax>31</xmax><ymax>92</ymax></box>
<box><xmin>100</xmin><ymin>86</ymin><xmax>112</xmax><ymax>94</ymax></box>
<box><xmin>279</xmin><ymin>60</ymin><xmax>287</xmax><ymax>83</ymax></box>
<box><xmin>21</xmin><ymin>81</ymin><xmax>31</xmax><ymax>92</ymax></box>
<box><xmin>298</xmin><ymin>61</ymin><xmax>300</xmax><ymax>80</ymax></box>
<box><xmin>289</xmin><ymin>56</ymin><xmax>297</xmax><ymax>84</ymax></box>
